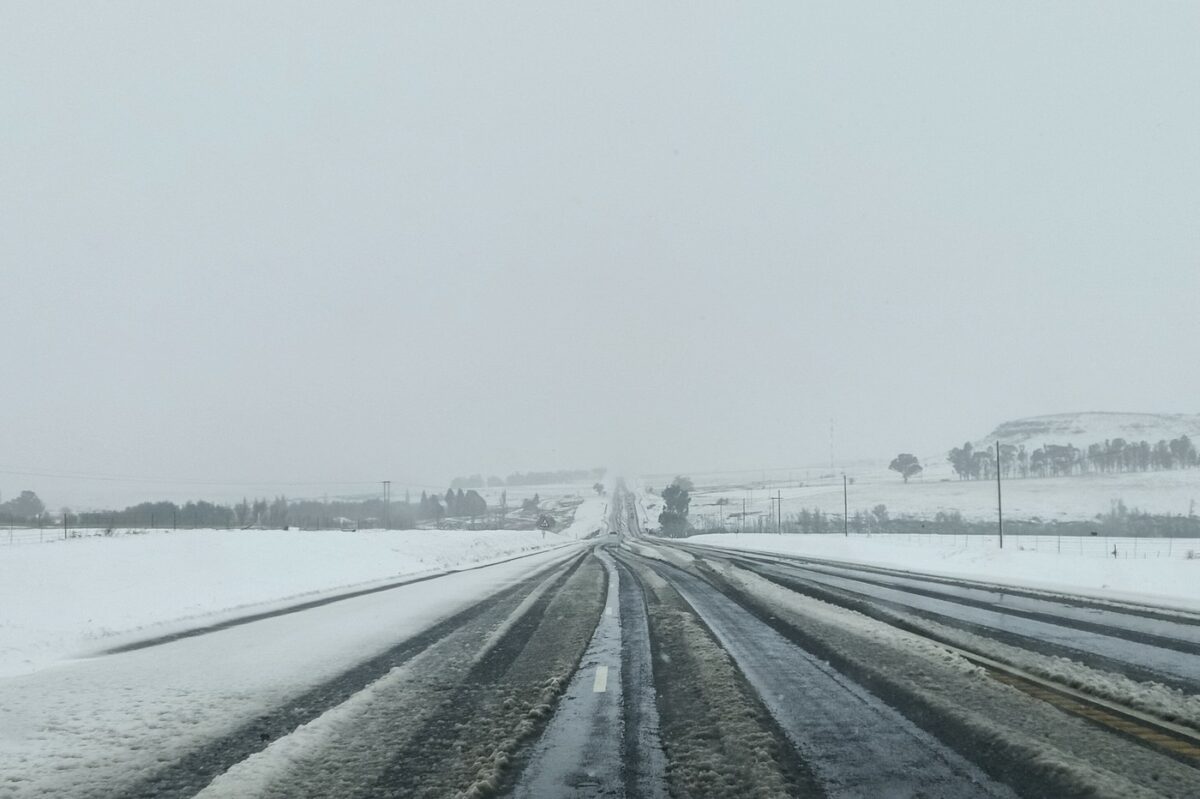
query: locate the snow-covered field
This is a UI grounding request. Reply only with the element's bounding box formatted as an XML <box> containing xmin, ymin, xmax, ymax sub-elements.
<box><xmin>682</xmin><ymin>468</ymin><xmax>1200</xmax><ymax>528</ymax></box>
<box><xmin>686</xmin><ymin>533</ymin><xmax>1200</xmax><ymax>611</ymax></box>
<box><xmin>0</xmin><ymin>526</ymin><xmax>582</xmax><ymax>679</ymax></box>
<box><xmin>658</xmin><ymin>412</ymin><xmax>1200</xmax><ymax>530</ymax></box>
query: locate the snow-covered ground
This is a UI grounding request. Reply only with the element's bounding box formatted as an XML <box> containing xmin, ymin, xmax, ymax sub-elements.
<box><xmin>0</xmin><ymin>526</ymin><xmax>582</xmax><ymax>679</ymax></box>
<box><xmin>685</xmin><ymin>533</ymin><xmax>1200</xmax><ymax>611</ymax></box>
<box><xmin>556</xmin><ymin>493</ymin><xmax>610</xmax><ymax>539</ymax></box>
<box><xmin>656</xmin><ymin>412</ymin><xmax>1200</xmax><ymax>529</ymax></box>
<box><xmin>682</xmin><ymin>468</ymin><xmax>1200</xmax><ymax>527</ymax></box>
<box><xmin>0</xmin><ymin>545</ymin><xmax>583</xmax><ymax>799</ymax></box>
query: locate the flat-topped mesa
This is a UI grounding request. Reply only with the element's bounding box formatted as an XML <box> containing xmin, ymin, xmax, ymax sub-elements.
<box><xmin>979</xmin><ymin>412</ymin><xmax>1200</xmax><ymax>451</ymax></box>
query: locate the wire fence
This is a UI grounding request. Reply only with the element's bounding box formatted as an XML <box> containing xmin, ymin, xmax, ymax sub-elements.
<box><xmin>0</xmin><ymin>525</ymin><xmax>233</xmax><ymax>546</ymax></box>
<box><xmin>685</xmin><ymin>522</ymin><xmax>1200</xmax><ymax>560</ymax></box>
<box><xmin>1</xmin><ymin>525</ymin><xmax>105</xmax><ymax>545</ymax></box>
<box><xmin>0</xmin><ymin>523</ymin><xmax>379</xmax><ymax>546</ymax></box>
<box><xmin>0</xmin><ymin>511</ymin><xmax>555</xmax><ymax>546</ymax></box>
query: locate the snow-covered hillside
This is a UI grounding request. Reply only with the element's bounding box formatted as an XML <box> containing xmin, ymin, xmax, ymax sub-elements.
<box><xmin>905</xmin><ymin>411</ymin><xmax>1200</xmax><ymax>480</ymax></box>
<box><xmin>977</xmin><ymin>412</ymin><xmax>1200</xmax><ymax>451</ymax></box>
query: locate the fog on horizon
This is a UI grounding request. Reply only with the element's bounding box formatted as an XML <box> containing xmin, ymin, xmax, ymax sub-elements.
<box><xmin>2</xmin><ymin>3</ymin><xmax>1198</xmax><ymax>509</ymax></box>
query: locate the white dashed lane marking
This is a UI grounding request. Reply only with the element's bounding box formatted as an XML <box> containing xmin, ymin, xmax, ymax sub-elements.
<box><xmin>593</xmin><ymin>665</ymin><xmax>609</xmax><ymax>693</ymax></box>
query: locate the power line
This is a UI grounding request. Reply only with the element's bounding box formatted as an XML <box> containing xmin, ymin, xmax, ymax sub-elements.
<box><xmin>0</xmin><ymin>465</ymin><xmax>441</xmax><ymax>489</ymax></box>
<box><xmin>0</xmin><ymin>468</ymin><xmax>375</xmax><ymax>487</ymax></box>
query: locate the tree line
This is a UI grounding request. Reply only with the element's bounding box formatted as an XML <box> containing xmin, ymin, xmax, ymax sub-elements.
<box><xmin>1</xmin><ymin>485</ymin><xmax>547</xmax><ymax>530</ymax></box>
<box><xmin>0</xmin><ymin>491</ymin><xmax>420</xmax><ymax>530</ymax></box>
<box><xmin>947</xmin><ymin>435</ymin><xmax>1199</xmax><ymax>480</ymax></box>
<box><xmin>415</xmin><ymin>488</ymin><xmax>490</xmax><ymax>521</ymax></box>
<box><xmin>71</xmin><ymin>495</ymin><xmax>415</xmax><ymax>530</ymax></box>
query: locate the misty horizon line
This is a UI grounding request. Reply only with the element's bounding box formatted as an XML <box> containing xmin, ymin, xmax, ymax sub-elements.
<box><xmin>6</xmin><ymin>407</ymin><xmax>1199</xmax><ymax>512</ymax></box>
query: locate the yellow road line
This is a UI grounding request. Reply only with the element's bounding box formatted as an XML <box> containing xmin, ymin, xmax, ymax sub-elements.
<box><xmin>986</xmin><ymin>670</ymin><xmax>1200</xmax><ymax>762</ymax></box>
<box><xmin>593</xmin><ymin>665</ymin><xmax>609</xmax><ymax>693</ymax></box>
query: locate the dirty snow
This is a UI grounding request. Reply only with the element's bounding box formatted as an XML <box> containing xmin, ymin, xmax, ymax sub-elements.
<box><xmin>719</xmin><ymin>563</ymin><xmax>1197</xmax><ymax>799</ymax></box>
<box><xmin>684</xmin><ymin>533</ymin><xmax>1200</xmax><ymax>611</ymax></box>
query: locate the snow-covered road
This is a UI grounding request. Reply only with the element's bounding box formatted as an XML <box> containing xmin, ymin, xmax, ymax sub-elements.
<box><xmin>699</xmin><ymin>548</ymin><xmax>1200</xmax><ymax>692</ymax></box>
<box><xmin>651</xmin><ymin>559</ymin><xmax>1015</xmax><ymax>797</ymax></box>
<box><xmin>4</xmin><ymin>487</ymin><xmax>1198</xmax><ymax>797</ymax></box>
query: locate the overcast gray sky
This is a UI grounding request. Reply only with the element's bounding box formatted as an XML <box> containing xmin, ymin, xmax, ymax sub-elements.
<box><xmin>3</xmin><ymin>3</ymin><xmax>1198</xmax><ymax>507</ymax></box>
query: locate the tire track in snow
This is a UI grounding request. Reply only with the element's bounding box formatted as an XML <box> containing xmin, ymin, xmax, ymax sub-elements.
<box><xmin>119</xmin><ymin>551</ymin><xmax>586</xmax><ymax>799</ymax></box>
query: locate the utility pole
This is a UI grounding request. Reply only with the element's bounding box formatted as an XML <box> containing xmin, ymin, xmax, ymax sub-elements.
<box><xmin>741</xmin><ymin>498</ymin><xmax>745</xmax><ymax>534</ymax></box>
<box><xmin>382</xmin><ymin>480</ymin><xmax>391</xmax><ymax>530</ymax></box>
<box><xmin>830</xmin><ymin>417</ymin><xmax>835</xmax><ymax>470</ymax></box>
<box><xmin>776</xmin><ymin>490</ymin><xmax>782</xmax><ymax>534</ymax></box>
<box><xmin>843</xmin><ymin>474</ymin><xmax>848</xmax><ymax>536</ymax></box>
<box><xmin>995</xmin><ymin>441</ymin><xmax>1004</xmax><ymax>549</ymax></box>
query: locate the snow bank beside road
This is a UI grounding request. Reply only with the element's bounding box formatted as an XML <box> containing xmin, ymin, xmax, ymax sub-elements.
<box><xmin>685</xmin><ymin>533</ymin><xmax>1200</xmax><ymax>611</ymax></box>
<box><xmin>0</xmin><ymin>528</ymin><xmax>574</xmax><ymax>678</ymax></box>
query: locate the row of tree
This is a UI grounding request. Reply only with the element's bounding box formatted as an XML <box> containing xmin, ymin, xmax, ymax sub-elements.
<box><xmin>1</xmin><ymin>491</ymin><xmax>422</xmax><ymax>530</ymax></box>
<box><xmin>2</xmin><ymin>485</ymin><xmax>549</xmax><ymax>530</ymax></box>
<box><xmin>948</xmin><ymin>435</ymin><xmax>1199</xmax><ymax>480</ymax></box>
<box><xmin>72</xmin><ymin>495</ymin><xmax>410</xmax><ymax>529</ymax></box>
<box><xmin>415</xmin><ymin>488</ymin><xmax>489</xmax><ymax>521</ymax></box>
<box><xmin>78</xmin><ymin>499</ymin><xmax>240</xmax><ymax>528</ymax></box>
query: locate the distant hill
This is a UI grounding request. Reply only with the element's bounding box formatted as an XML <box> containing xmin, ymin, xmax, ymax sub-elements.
<box><xmin>910</xmin><ymin>412</ymin><xmax>1200</xmax><ymax>480</ymax></box>
<box><xmin>977</xmin><ymin>412</ymin><xmax>1200</xmax><ymax>450</ymax></box>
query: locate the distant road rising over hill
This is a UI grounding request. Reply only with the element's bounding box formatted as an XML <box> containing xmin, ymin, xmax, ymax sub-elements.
<box><xmin>980</xmin><ymin>412</ymin><xmax>1200</xmax><ymax>449</ymax></box>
